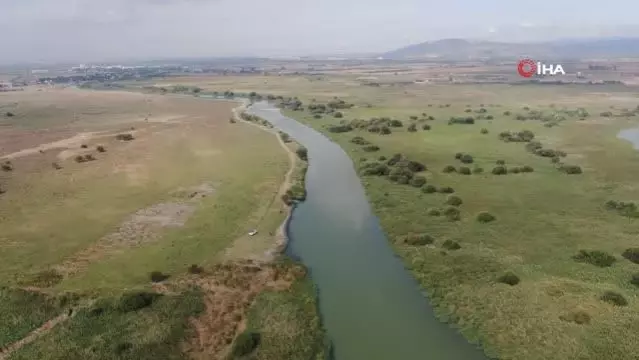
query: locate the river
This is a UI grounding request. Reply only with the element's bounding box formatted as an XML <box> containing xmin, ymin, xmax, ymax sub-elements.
<box><xmin>247</xmin><ymin>102</ymin><xmax>487</xmax><ymax>360</ymax></box>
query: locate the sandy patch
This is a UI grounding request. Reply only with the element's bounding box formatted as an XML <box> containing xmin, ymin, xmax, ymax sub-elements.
<box><xmin>113</xmin><ymin>164</ymin><xmax>149</xmax><ymax>186</ymax></box>
<box><xmin>2</xmin><ymin>132</ymin><xmax>98</xmax><ymax>160</ymax></box>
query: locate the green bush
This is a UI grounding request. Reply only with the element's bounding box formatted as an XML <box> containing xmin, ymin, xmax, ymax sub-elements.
<box><xmin>631</xmin><ymin>274</ymin><xmax>639</xmax><ymax>287</ymax></box>
<box><xmin>573</xmin><ymin>250</ymin><xmax>616</xmax><ymax>267</ymax></box>
<box><xmin>492</xmin><ymin>166</ymin><xmax>507</xmax><ymax>175</ymax></box>
<box><xmin>6</xmin><ymin>111</ymin><xmax>15</xmax><ymax>117</ymax></box>
<box><xmin>380</xmin><ymin>126</ymin><xmax>392</xmax><ymax>135</ymax></box>
<box><xmin>454</xmin><ymin>152</ymin><xmax>464</xmax><ymax>160</ymax></box>
<box><xmin>351</xmin><ymin>136</ymin><xmax>370</xmax><ymax>145</ymax></box>
<box><xmin>149</xmin><ymin>271</ymin><xmax>169</xmax><ymax>283</ymax></box>
<box><xmin>362</xmin><ymin>145</ymin><xmax>380</xmax><ymax>152</ymax></box>
<box><xmin>509</xmin><ymin>167</ymin><xmax>521</xmax><ymax>174</ymax></box>
<box><xmin>390</xmin><ymin>119</ymin><xmax>403</xmax><ymax>127</ymax></box>
<box><xmin>473</xmin><ymin>167</ymin><xmax>484</xmax><ymax>174</ymax></box>
<box><xmin>296</xmin><ymin>146</ymin><xmax>308</xmax><ymax>161</ymax></box>
<box><xmin>334</xmin><ymin>112</ymin><xmax>343</xmax><ymax>118</ymax></box>
<box><xmin>1</xmin><ymin>163</ymin><xmax>13</xmax><ymax>172</ymax></box>
<box><xmin>460</xmin><ymin>154</ymin><xmax>474</xmax><ymax>164</ymax></box>
<box><xmin>622</xmin><ymin>248</ymin><xmax>639</xmax><ymax>264</ymax></box>
<box><xmin>96</xmin><ymin>145</ymin><xmax>106</xmax><ymax>153</ymax></box>
<box><xmin>476</xmin><ymin>212</ymin><xmax>496</xmax><ymax>223</ymax></box>
<box><xmin>443</xmin><ymin>206</ymin><xmax>461</xmax><ymax>221</ymax></box>
<box><xmin>80</xmin><ymin>144</ymin><xmax>88</xmax><ymax>149</ymax></box>
<box><xmin>403</xmin><ymin>234</ymin><xmax>435</xmax><ymax>246</ymax></box>
<box><xmin>378</xmin><ymin>156</ymin><xmax>387</xmax><ymax>161</ymax></box>
<box><xmin>480</xmin><ymin>128</ymin><xmax>489</xmax><ymax>134</ymax></box>
<box><xmin>600</xmin><ymin>291</ymin><xmax>628</xmax><ymax>306</ymax></box>
<box><xmin>442</xmin><ymin>239</ymin><xmax>461</xmax><ymax>250</ymax></box>
<box><xmin>231</xmin><ymin>331</ymin><xmax>261</xmax><ymax>357</ymax></box>
<box><xmin>422</xmin><ymin>185</ymin><xmax>437</xmax><ymax>194</ymax></box>
<box><xmin>445</xmin><ymin>195</ymin><xmax>463</xmax><ymax>206</ymax></box>
<box><xmin>521</xmin><ymin>165</ymin><xmax>534</xmax><ymax>173</ymax></box>
<box><xmin>458</xmin><ymin>166</ymin><xmax>471</xmax><ymax>175</ymax></box>
<box><xmin>497</xmin><ymin>272</ymin><xmax>520</xmax><ymax>286</ymax></box>
<box><xmin>496</xmin><ymin>159</ymin><xmax>506</xmax><ymax>165</ymax></box>
<box><xmin>407</xmin><ymin>123</ymin><xmax>417</xmax><ymax>132</ymax></box>
<box><xmin>410</xmin><ymin>176</ymin><xmax>427</xmax><ymax>188</ymax></box>
<box><xmin>443</xmin><ymin>165</ymin><xmax>457</xmax><ymax>173</ymax></box>
<box><xmin>422</xmin><ymin>124</ymin><xmax>431</xmax><ymax>130</ymax></box>
<box><xmin>427</xmin><ymin>208</ymin><xmax>441</xmax><ymax>216</ymax></box>
<box><xmin>438</xmin><ymin>186</ymin><xmax>455</xmax><ymax>194</ymax></box>
<box><xmin>117</xmin><ymin>291</ymin><xmax>161</xmax><ymax>313</ymax></box>
<box><xmin>559</xmin><ymin>164</ymin><xmax>583</xmax><ymax>174</ymax></box>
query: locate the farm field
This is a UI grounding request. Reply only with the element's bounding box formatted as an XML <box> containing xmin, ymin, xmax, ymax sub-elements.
<box><xmin>167</xmin><ymin>74</ymin><xmax>639</xmax><ymax>360</ymax></box>
<box><xmin>0</xmin><ymin>87</ymin><xmax>326</xmax><ymax>359</ymax></box>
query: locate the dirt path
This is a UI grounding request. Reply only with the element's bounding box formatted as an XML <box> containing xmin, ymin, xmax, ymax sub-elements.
<box><xmin>232</xmin><ymin>103</ymin><xmax>297</xmax><ymax>258</ymax></box>
<box><xmin>0</xmin><ymin>312</ymin><xmax>71</xmax><ymax>360</ymax></box>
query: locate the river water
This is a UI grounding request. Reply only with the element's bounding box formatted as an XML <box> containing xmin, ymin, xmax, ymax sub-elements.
<box><xmin>618</xmin><ymin>127</ymin><xmax>639</xmax><ymax>149</ymax></box>
<box><xmin>247</xmin><ymin>102</ymin><xmax>487</xmax><ymax>360</ymax></box>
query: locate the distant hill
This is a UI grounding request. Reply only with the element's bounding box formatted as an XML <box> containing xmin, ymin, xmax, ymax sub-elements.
<box><xmin>381</xmin><ymin>37</ymin><xmax>639</xmax><ymax>60</ymax></box>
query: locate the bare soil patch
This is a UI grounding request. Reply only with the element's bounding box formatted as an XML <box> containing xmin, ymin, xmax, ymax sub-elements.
<box><xmin>182</xmin><ymin>260</ymin><xmax>305</xmax><ymax>360</ymax></box>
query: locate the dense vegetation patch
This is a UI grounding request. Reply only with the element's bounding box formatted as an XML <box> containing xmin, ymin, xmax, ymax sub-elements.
<box><xmin>442</xmin><ymin>239</ymin><xmax>461</xmax><ymax>250</ymax></box>
<box><xmin>401</xmin><ymin>233</ymin><xmax>435</xmax><ymax>246</ymax></box>
<box><xmin>497</xmin><ymin>272</ymin><xmax>520</xmax><ymax>286</ymax></box>
<box><xmin>605</xmin><ymin>201</ymin><xmax>639</xmax><ymax>218</ymax></box>
<box><xmin>600</xmin><ymin>291</ymin><xmax>628</xmax><ymax>306</ymax></box>
<box><xmin>572</xmin><ymin>250</ymin><xmax>616</xmax><ymax>267</ymax></box>
<box><xmin>476</xmin><ymin>212</ymin><xmax>496</xmax><ymax>223</ymax></box>
<box><xmin>622</xmin><ymin>248</ymin><xmax>639</xmax><ymax>264</ymax></box>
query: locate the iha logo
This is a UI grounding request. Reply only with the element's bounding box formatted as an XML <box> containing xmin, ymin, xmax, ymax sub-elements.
<box><xmin>517</xmin><ymin>59</ymin><xmax>566</xmax><ymax>77</ymax></box>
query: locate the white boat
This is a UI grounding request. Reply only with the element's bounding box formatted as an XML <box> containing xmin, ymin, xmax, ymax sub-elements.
<box><xmin>248</xmin><ymin>229</ymin><xmax>258</xmax><ymax>236</ymax></box>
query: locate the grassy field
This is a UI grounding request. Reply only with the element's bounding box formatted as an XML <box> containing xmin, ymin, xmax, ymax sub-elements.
<box><xmin>0</xmin><ymin>87</ymin><xmax>326</xmax><ymax>359</ymax></box>
<box><xmin>167</xmin><ymin>74</ymin><xmax>639</xmax><ymax>359</ymax></box>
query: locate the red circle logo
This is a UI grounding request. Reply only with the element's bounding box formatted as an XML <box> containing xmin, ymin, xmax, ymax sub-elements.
<box><xmin>517</xmin><ymin>59</ymin><xmax>537</xmax><ymax>78</ymax></box>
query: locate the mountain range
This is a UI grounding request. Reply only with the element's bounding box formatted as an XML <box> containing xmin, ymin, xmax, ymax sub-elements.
<box><xmin>381</xmin><ymin>37</ymin><xmax>639</xmax><ymax>60</ymax></box>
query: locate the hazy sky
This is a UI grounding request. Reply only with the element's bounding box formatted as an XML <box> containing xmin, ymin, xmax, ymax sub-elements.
<box><xmin>1</xmin><ymin>0</ymin><xmax>639</xmax><ymax>64</ymax></box>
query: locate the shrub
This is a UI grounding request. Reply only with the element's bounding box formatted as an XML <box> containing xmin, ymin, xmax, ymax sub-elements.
<box><xmin>454</xmin><ymin>152</ymin><xmax>464</xmax><ymax>160</ymax></box>
<box><xmin>622</xmin><ymin>248</ymin><xmax>639</xmax><ymax>264</ymax></box>
<box><xmin>473</xmin><ymin>167</ymin><xmax>484</xmax><ymax>174</ymax></box>
<box><xmin>442</xmin><ymin>239</ymin><xmax>461</xmax><ymax>250</ymax></box>
<box><xmin>443</xmin><ymin>206</ymin><xmax>460</xmax><ymax>221</ymax></box>
<box><xmin>438</xmin><ymin>186</ymin><xmax>455</xmax><ymax>194</ymax></box>
<box><xmin>509</xmin><ymin>167</ymin><xmax>521</xmax><ymax>174</ymax></box>
<box><xmin>351</xmin><ymin>136</ymin><xmax>369</xmax><ymax>145</ymax></box>
<box><xmin>443</xmin><ymin>165</ymin><xmax>457</xmax><ymax>173</ymax></box>
<box><xmin>403</xmin><ymin>234</ymin><xmax>435</xmax><ymax>246</ymax></box>
<box><xmin>503</xmin><ymin>111</ymin><xmax>511</xmax><ymax>116</ymax></box>
<box><xmin>410</xmin><ymin>176</ymin><xmax>427</xmax><ymax>188</ymax></box>
<box><xmin>427</xmin><ymin>208</ymin><xmax>441</xmax><ymax>216</ymax></box>
<box><xmin>386</xmin><ymin>153</ymin><xmax>404</xmax><ymax>166</ymax></box>
<box><xmin>149</xmin><ymin>271</ymin><xmax>169</xmax><ymax>283</ymax></box>
<box><xmin>84</xmin><ymin>154</ymin><xmax>96</xmax><ymax>162</ymax></box>
<box><xmin>380</xmin><ymin>126</ymin><xmax>392</xmax><ymax>135</ymax></box>
<box><xmin>600</xmin><ymin>291</ymin><xmax>628</xmax><ymax>306</ymax></box>
<box><xmin>407</xmin><ymin>123</ymin><xmax>417</xmax><ymax>132</ymax></box>
<box><xmin>460</xmin><ymin>154</ymin><xmax>474</xmax><ymax>164</ymax></box>
<box><xmin>422</xmin><ymin>124</ymin><xmax>431</xmax><ymax>130</ymax></box>
<box><xmin>80</xmin><ymin>144</ymin><xmax>88</xmax><ymax>149</ymax></box>
<box><xmin>551</xmin><ymin>157</ymin><xmax>560</xmax><ymax>164</ymax></box>
<box><xmin>464</xmin><ymin>108</ymin><xmax>472</xmax><ymax>113</ymax></box>
<box><xmin>521</xmin><ymin>165</ymin><xmax>534</xmax><ymax>173</ymax></box>
<box><xmin>476</xmin><ymin>212</ymin><xmax>496</xmax><ymax>223</ymax></box>
<box><xmin>334</xmin><ymin>111</ymin><xmax>343</xmax><ymax>118</ymax></box>
<box><xmin>422</xmin><ymin>185</ymin><xmax>437</xmax><ymax>194</ymax></box>
<box><xmin>295</xmin><ymin>146</ymin><xmax>308</xmax><ymax>161</ymax></box>
<box><xmin>6</xmin><ymin>111</ymin><xmax>15</xmax><ymax>117</ymax></box>
<box><xmin>458</xmin><ymin>166</ymin><xmax>471</xmax><ymax>175</ymax></box>
<box><xmin>497</xmin><ymin>272</ymin><xmax>520</xmax><ymax>286</ymax></box>
<box><xmin>231</xmin><ymin>331</ymin><xmax>261</xmax><ymax>357</ymax></box>
<box><xmin>559</xmin><ymin>311</ymin><xmax>591</xmax><ymax>325</ymax></box>
<box><xmin>327</xmin><ymin>124</ymin><xmax>353</xmax><ymax>133</ymax></box>
<box><xmin>117</xmin><ymin>291</ymin><xmax>161</xmax><ymax>312</ymax></box>
<box><xmin>74</xmin><ymin>155</ymin><xmax>87</xmax><ymax>163</ymax></box>
<box><xmin>362</xmin><ymin>145</ymin><xmax>380</xmax><ymax>152</ymax></box>
<box><xmin>496</xmin><ymin>159</ymin><xmax>506</xmax><ymax>165</ymax></box>
<box><xmin>188</xmin><ymin>264</ymin><xmax>204</xmax><ymax>274</ymax></box>
<box><xmin>115</xmin><ymin>133</ymin><xmax>135</xmax><ymax>141</ymax></box>
<box><xmin>573</xmin><ymin>250</ymin><xmax>616</xmax><ymax>267</ymax></box>
<box><xmin>1</xmin><ymin>163</ymin><xmax>12</xmax><ymax>172</ymax></box>
<box><xmin>96</xmin><ymin>145</ymin><xmax>106</xmax><ymax>152</ymax></box>
<box><xmin>390</xmin><ymin>119</ymin><xmax>403</xmax><ymax>127</ymax></box>
<box><xmin>279</xmin><ymin>132</ymin><xmax>291</xmax><ymax>143</ymax></box>
<box><xmin>445</xmin><ymin>195</ymin><xmax>463</xmax><ymax>206</ymax></box>
<box><xmin>480</xmin><ymin>128</ymin><xmax>489</xmax><ymax>134</ymax></box>
<box><xmin>559</xmin><ymin>164</ymin><xmax>582</xmax><ymax>174</ymax></box>
<box><xmin>631</xmin><ymin>274</ymin><xmax>639</xmax><ymax>287</ymax></box>
<box><xmin>313</xmin><ymin>114</ymin><xmax>322</xmax><ymax>119</ymax></box>
<box><xmin>492</xmin><ymin>166</ymin><xmax>507</xmax><ymax>175</ymax></box>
